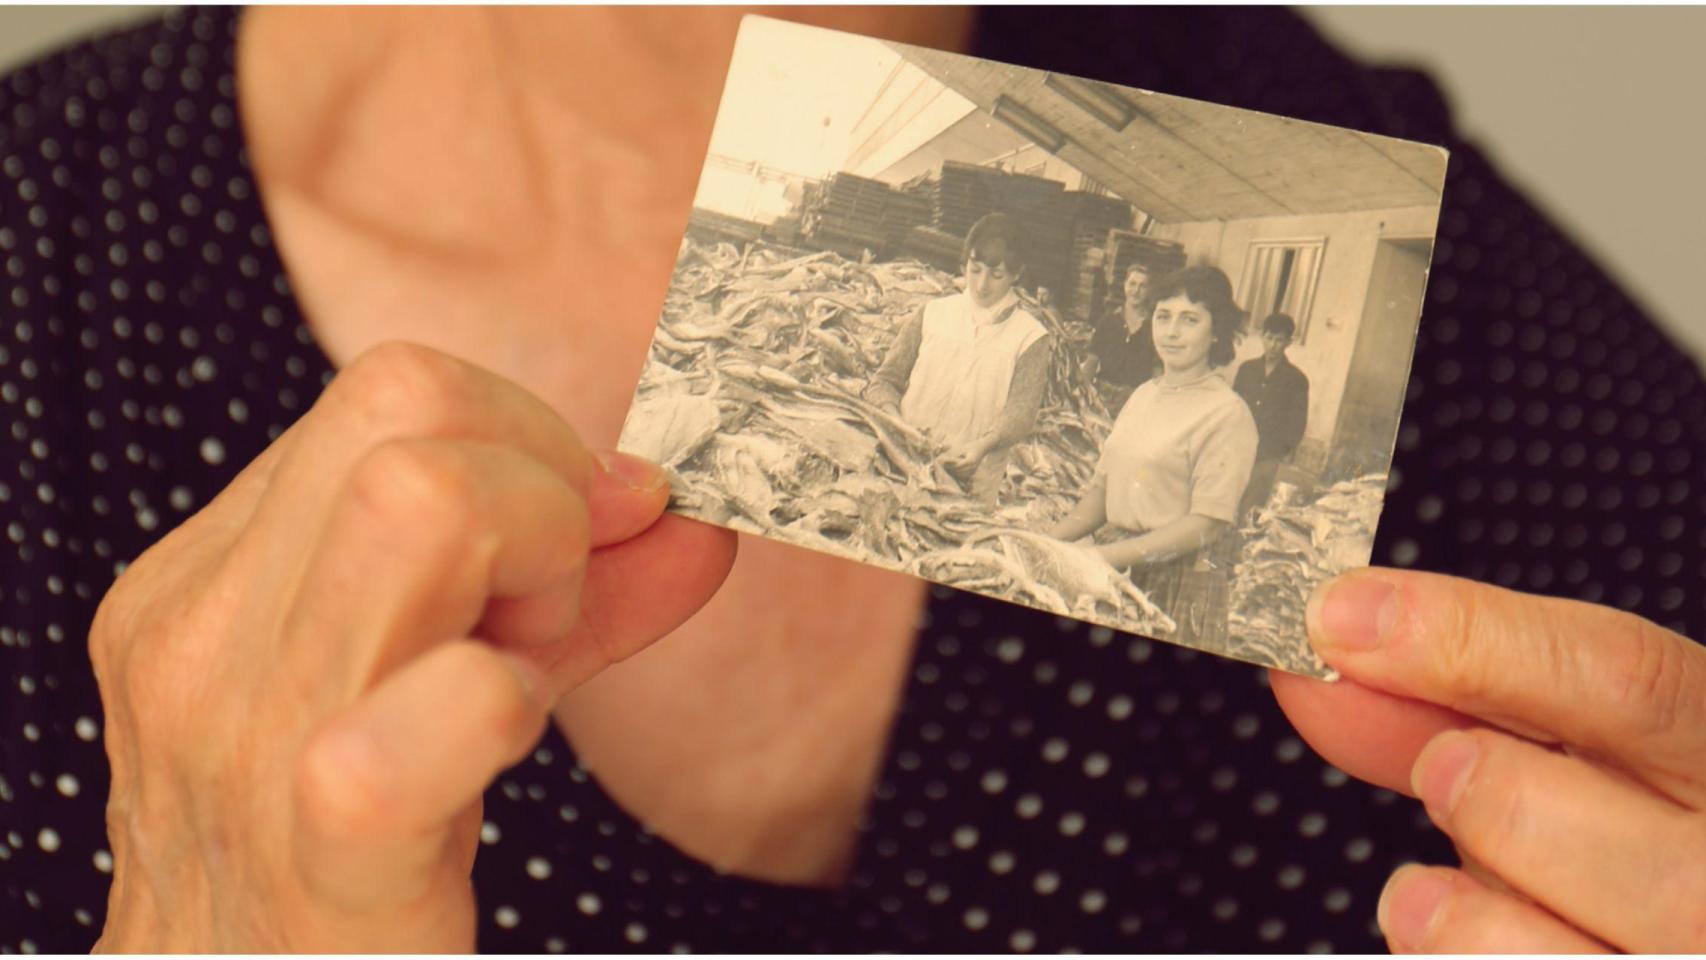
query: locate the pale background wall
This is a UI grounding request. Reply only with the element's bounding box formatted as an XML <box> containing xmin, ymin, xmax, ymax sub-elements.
<box><xmin>1302</xmin><ymin>7</ymin><xmax>1706</xmax><ymax>368</ymax></box>
<box><xmin>5</xmin><ymin>6</ymin><xmax>1703</xmax><ymax>365</ymax></box>
<box><xmin>1154</xmin><ymin>205</ymin><xmax>1442</xmax><ymax>456</ymax></box>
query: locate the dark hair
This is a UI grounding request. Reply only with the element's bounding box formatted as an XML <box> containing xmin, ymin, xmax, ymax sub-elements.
<box><xmin>1261</xmin><ymin>312</ymin><xmax>1297</xmax><ymax>340</ymax></box>
<box><xmin>1146</xmin><ymin>265</ymin><xmax>1246</xmax><ymax>368</ymax></box>
<box><xmin>1122</xmin><ymin>262</ymin><xmax>1151</xmax><ymax>281</ymax></box>
<box><xmin>962</xmin><ymin>213</ymin><xmax>1025</xmax><ymax>276</ymax></box>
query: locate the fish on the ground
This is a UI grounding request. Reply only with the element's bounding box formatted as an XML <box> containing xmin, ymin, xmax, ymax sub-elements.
<box><xmin>621</xmin><ymin>237</ymin><xmax>1342</xmax><ymax>677</ymax></box>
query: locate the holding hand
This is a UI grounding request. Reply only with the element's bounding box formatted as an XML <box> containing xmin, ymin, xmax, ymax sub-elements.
<box><xmin>90</xmin><ymin>342</ymin><xmax>737</xmax><ymax>951</ymax></box>
<box><xmin>1272</xmin><ymin>569</ymin><xmax>1706</xmax><ymax>953</ymax></box>
<box><xmin>943</xmin><ymin>439</ymin><xmax>990</xmax><ymax>474</ymax></box>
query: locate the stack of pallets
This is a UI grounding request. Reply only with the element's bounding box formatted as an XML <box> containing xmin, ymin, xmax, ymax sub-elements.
<box><xmin>686</xmin><ymin>207</ymin><xmax>765</xmax><ymax>246</ymax></box>
<box><xmin>895</xmin><ymin>225</ymin><xmax>965</xmax><ymax>273</ymax></box>
<box><xmin>800</xmin><ymin>173</ymin><xmax>894</xmax><ymax>257</ymax></box>
<box><xmin>1066</xmin><ymin>192</ymin><xmax>1136</xmax><ymax>314</ymax></box>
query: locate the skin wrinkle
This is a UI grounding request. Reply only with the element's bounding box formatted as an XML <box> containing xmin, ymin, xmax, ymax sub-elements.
<box><xmin>1617</xmin><ymin>614</ymin><xmax>1690</xmax><ymax>753</ymax></box>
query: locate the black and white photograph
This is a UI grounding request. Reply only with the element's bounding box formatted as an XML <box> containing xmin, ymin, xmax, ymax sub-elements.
<box><xmin>619</xmin><ymin>16</ymin><xmax>1447</xmax><ymax>678</ymax></box>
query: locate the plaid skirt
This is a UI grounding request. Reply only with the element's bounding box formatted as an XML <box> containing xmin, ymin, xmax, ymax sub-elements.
<box><xmin>1098</xmin><ymin>526</ymin><xmax>1241</xmax><ymax>650</ymax></box>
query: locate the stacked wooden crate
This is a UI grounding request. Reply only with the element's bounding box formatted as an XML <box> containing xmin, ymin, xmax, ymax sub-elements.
<box><xmin>931</xmin><ymin>162</ymin><xmax>1003</xmax><ymax>237</ymax></box>
<box><xmin>994</xmin><ymin>171</ymin><xmax>1071</xmax><ymax>300</ymax></box>
<box><xmin>800</xmin><ymin>173</ymin><xmax>893</xmax><ymax>257</ymax></box>
<box><xmin>895</xmin><ymin>225</ymin><xmax>965</xmax><ymax>273</ymax></box>
<box><xmin>686</xmin><ymin>207</ymin><xmax>765</xmax><ymax>246</ymax></box>
<box><xmin>1066</xmin><ymin>192</ymin><xmax>1136</xmax><ymax>316</ymax></box>
<box><xmin>878</xmin><ymin>189</ymin><xmax>933</xmax><ymax>249</ymax></box>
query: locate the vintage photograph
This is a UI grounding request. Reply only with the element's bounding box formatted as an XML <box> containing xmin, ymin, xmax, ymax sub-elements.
<box><xmin>618</xmin><ymin>17</ymin><xmax>1448</xmax><ymax>678</ymax></box>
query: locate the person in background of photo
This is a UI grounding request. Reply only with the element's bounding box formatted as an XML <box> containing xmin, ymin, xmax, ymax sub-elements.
<box><xmin>1084</xmin><ymin>262</ymin><xmax>1162</xmax><ymax>410</ymax></box>
<box><xmin>1046</xmin><ymin>265</ymin><xmax>1257</xmax><ymax>631</ymax></box>
<box><xmin>1233</xmin><ymin>312</ymin><xmax>1312</xmax><ymax>517</ymax></box>
<box><xmin>864</xmin><ymin>212</ymin><xmax>1051</xmax><ymax>502</ymax></box>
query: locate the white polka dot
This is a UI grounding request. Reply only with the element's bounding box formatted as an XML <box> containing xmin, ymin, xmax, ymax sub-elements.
<box><xmin>576</xmin><ymin>892</ymin><xmax>601</xmax><ymax>916</ymax></box>
<box><xmin>493</xmin><ymin>905</ymin><xmax>519</xmax><ymax>929</ymax></box>
<box><xmin>952</xmin><ymin>825</ymin><xmax>979</xmax><ymax>850</ymax></box>
<box><xmin>525</xmin><ymin>856</ymin><xmax>552</xmax><ymax>880</ymax></box>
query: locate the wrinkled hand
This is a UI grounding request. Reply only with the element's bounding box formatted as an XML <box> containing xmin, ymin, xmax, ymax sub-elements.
<box><xmin>89</xmin><ymin>342</ymin><xmax>737</xmax><ymax>951</ymax></box>
<box><xmin>1272</xmin><ymin>569</ymin><xmax>1706</xmax><ymax>953</ymax></box>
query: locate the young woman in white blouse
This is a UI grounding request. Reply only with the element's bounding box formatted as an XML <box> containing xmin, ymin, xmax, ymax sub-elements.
<box><xmin>1046</xmin><ymin>265</ymin><xmax>1257</xmax><ymax>627</ymax></box>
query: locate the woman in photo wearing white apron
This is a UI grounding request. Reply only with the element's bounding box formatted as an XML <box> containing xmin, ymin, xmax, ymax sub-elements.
<box><xmin>864</xmin><ymin>213</ymin><xmax>1052</xmax><ymax>503</ymax></box>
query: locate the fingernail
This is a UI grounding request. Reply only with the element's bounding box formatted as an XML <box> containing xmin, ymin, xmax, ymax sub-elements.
<box><xmin>1412</xmin><ymin>730</ymin><xmax>1479</xmax><ymax>820</ymax></box>
<box><xmin>1310</xmin><ymin>575</ymin><xmax>1398</xmax><ymax>651</ymax></box>
<box><xmin>1378</xmin><ymin>864</ymin><xmax>1450</xmax><ymax>952</ymax></box>
<box><xmin>595</xmin><ymin>450</ymin><xmax>667</xmax><ymax>494</ymax></box>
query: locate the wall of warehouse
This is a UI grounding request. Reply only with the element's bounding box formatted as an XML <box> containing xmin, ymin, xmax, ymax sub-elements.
<box><xmin>1149</xmin><ymin>204</ymin><xmax>1439</xmax><ymax>463</ymax></box>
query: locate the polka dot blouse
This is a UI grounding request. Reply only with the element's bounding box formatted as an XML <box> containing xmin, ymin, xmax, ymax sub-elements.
<box><xmin>4</xmin><ymin>7</ymin><xmax>1702</xmax><ymax>954</ymax></box>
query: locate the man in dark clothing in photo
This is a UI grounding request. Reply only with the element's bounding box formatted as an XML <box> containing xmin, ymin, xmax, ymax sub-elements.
<box><xmin>1233</xmin><ymin>312</ymin><xmax>1311</xmax><ymax>516</ymax></box>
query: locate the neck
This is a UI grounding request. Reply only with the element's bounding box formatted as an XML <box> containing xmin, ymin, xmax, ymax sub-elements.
<box><xmin>1161</xmin><ymin>361</ymin><xmax>1213</xmax><ymax>386</ymax></box>
<box><xmin>240</xmin><ymin>8</ymin><xmax>973</xmax><ymax>263</ymax></box>
<box><xmin>1123</xmin><ymin>302</ymin><xmax>1144</xmax><ymax>331</ymax></box>
<box><xmin>971</xmin><ymin>289</ymin><xmax>1014</xmax><ymax>316</ymax></box>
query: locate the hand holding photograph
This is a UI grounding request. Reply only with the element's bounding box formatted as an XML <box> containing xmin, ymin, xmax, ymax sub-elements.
<box><xmin>619</xmin><ymin>16</ymin><xmax>1447</xmax><ymax>679</ymax></box>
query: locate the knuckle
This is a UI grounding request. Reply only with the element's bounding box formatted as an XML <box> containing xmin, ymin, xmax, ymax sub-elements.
<box><xmin>294</xmin><ymin>728</ymin><xmax>390</xmax><ymax>839</ymax></box>
<box><xmin>1607</xmin><ymin>614</ymin><xmax>1696</xmax><ymax>746</ymax></box>
<box><xmin>330</xmin><ymin>340</ymin><xmax>470</xmax><ymax>436</ymax></box>
<box><xmin>1426</xmin><ymin>586</ymin><xmax>1502</xmax><ymax>705</ymax></box>
<box><xmin>346</xmin><ymin>440</ymin><xmax>485</xmax><ymax>547</ymax></box>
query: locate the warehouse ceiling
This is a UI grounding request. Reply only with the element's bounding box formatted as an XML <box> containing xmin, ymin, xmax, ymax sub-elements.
<box><xmin>891</xmin><ymin>43</ymin><xmax>1448</xmax><ymax>224</ymax></box>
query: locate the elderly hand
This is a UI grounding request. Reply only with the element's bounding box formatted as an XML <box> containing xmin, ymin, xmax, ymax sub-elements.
<box><xmin>1271</xmin><ymin>569</ymin><xmax>1706</xmax><ymax>953</ymax></box>
<box><xmin>89</xmin><ymin>342</ymin><xmax>737</xmax><ymax>951</ymax></box>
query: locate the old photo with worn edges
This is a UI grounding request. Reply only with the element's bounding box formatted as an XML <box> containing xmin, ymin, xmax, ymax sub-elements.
<box><xmin>618</xmin><ymin>16</ymin><xmax>1447</xmax><ymax>679</ymax></box>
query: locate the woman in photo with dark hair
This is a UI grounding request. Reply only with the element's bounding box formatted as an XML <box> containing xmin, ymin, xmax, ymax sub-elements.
<box><xmin>865</xmin><ymin>211</ymin><xmax>1052</xmax><ymax>502</ymax></box>
<box><xmin>1046</xmin><ymin>264</ymin><xmax>1257</xmax><ymax>629</ymax></box>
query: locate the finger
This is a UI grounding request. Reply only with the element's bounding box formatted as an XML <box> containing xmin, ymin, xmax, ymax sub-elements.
<box><xmin>283</xmin><ymin>438</ymin><xmax>593</xmax><ymax>700</ymax></box>
<box><xmin>1269</xmin><ymin>670</ymin><xmax>1476</xmax><ymax>794</ymax></box>
<box><xmin>1307</xmin><ymin>568</ymin><xmax>1706</xmax><ymax>805</ymax></box>
<box><xmin>1409</xmin><ymin>727</ymin><xmax>1706</xmax><ymax>952</ymax></box>
<box><xmin>238</xmin><ymin>342</ymin><xmax>597</xmax><ymax>576</ymax></box>
<box><xmin>292</xmin><ymin>639</ymin><xmax>547</xmax><ymax>911</ymax></box>
<box><xmin>473</xmin><ymin>450</ymin><xmax>670</xmax><ymax>647</ymax></box>
<box><xmin>1377</xmin><ymin>864</ymin><xmax>1611</xmax><ymax>953</ymax></box>
<box><xmin>525</xmin><ymin>514</ymin><xmax>738</xmax><ymax>692</ymax></box>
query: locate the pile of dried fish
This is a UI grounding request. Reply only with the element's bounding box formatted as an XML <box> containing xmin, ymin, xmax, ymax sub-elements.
<box><xmin>621</xmin><ymin>238</ymin><xmax>1152</xmax><ymax>627</ymax></box>
<box><xmin>1225</xmin><ymin>474</ymin><xmax>1389</xmax><ymax>677</ymax></box>
<box><xmin>909</xmin><ymin>529</ymin><xmax>1175</xmax><ymax>636</ymax></box>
